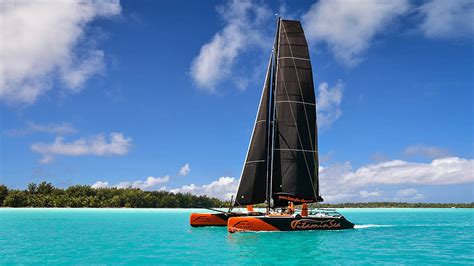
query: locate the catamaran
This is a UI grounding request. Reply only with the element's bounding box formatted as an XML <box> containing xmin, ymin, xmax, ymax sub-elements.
<box><xmin>227</xmin><ymin>18</ymin><xmax>354</xmax><ymax>232</ymax></box>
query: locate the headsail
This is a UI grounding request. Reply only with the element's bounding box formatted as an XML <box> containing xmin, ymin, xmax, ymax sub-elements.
<box><xmin>271</xmin><ymin>19</ymin><xmax>322</xmax><ymax>205</ymax></box>
<box><xmin>233</xmin><ymin>56</ymin><xmax>272</xmax><ymax>206</ymax></box>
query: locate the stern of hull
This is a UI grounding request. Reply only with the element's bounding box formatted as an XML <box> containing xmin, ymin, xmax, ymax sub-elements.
<box><xmin>190</xmin><ymin>213</ymin><xmax>227</xmax><ymax>227</ymax></box>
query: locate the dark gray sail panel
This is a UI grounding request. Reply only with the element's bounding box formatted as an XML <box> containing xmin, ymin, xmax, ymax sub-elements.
<box><xmin>272</xmin><ymin>19</ymin><xmax>321</xmax><ymax>204</ymax></box>
<box><xmin>234</xmin><ymin>59</ymin><xmax>272</xmax><ymax>206</ymax></box>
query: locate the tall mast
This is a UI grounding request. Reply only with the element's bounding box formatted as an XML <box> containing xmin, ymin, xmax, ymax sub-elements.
<box><xmin>266</xmin><ymin>17</ymin><xmax>281</xmax><ymax>209</ymax></box>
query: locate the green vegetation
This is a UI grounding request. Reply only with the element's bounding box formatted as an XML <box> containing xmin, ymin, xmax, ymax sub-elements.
<box><xmin>0</xmin><ymin>182</ymin><xmax>224</xmax><ymax>208</ymax></box>
<box><xmin>314</xmin><ymin>202</ymin><xmax>474</xmax><ymax>208</ymax></box>
<box><xmin>252</xmin><ymin>202</ymin><xmax>473</xmax><ymax>209</ymax></box>
<box><xmin>0</xmin><ymin>183</ymin><xmax>472</xmax><ymax>208</ymax></box>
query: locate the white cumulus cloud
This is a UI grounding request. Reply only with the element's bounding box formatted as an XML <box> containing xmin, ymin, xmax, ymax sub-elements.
<box><xmin>342</xmin><ymin>157</ymin><xmax>473</xmax><ymax>187</ymax></box>
<box><xmin>360</xmin><ymin>190</ymin><xmax>381</xmax><ymax>198</ymax></box>
<box><xmin>419</xmin><ymin>0</ymin><xmax>474</xmax><ymax>39</ymax></box>
<box><xmin>317</xmin><ymin>81</ymin><xmax>343</xmax><ymax>128</ymax></box>
<box><xmin>170</xmin><ymin>176</ymin><xmax>238</xmax><ymax>200</ymax></box>
<box><xmin>116</xmin><ymin>176</ymin><xmax>170</xmax><ymax>190</ymax></box>
<box><xmin>92</xmin><ymin>176</ymin><xmax>169</xmax><ymax>190</ymax></box>
<box><xmin>395</xmin><ymin>188</ymin><xmax>424</xmax><ymax>201</ymax></box>
<box><xmin>396</xmin><ymin>188</ymin><xmax>418</xmax><ymax>196</ymax></box>
<box><xmin>91</xmin><ymin>181</ymin><xmax>109</xmax><ymax>189</ymax></box>
<box><xmin>157</xmin><ymin>157</ymin><xmax>473</xmax><ymax>202</ymax></box>
<box><xmin>320</xmin><ymin>157</ymin><xmax>474</xmax><ymax>202</ymax></box>
<box><xmin>190</xmin><ymin>0</ymin><xmax>271</xmax><ymax>91</ymax></box>
<box><xmin>179</xmin><ymin>163</ymin><xmax>191</xmax><ymax>176</ymax></box>
<box><xmin>31</xmin><ymin>132</ymin><xmax>132</xmax><ymax>163</ymax></box>
<box><xmin>4</xmin><ymin>121</ymin><xmax>77</xmax><ymax>136</ymax></box>
<box><xmin>0</xmin><ymin>0</ymin><xmax>121</xmax><ymax>104</ymax></box>
<box><xmin>404</xmin><ymin>144</ymin><xmax>450</xmax><ymax>159</ymax></box>
<box><xmin>302</xmin><ymin>0</ymin><xmax>409</xmax><ymax>66</ymax></box>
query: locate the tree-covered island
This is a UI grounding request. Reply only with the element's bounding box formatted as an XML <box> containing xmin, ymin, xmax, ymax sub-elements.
<box><xmin>0</xmin><ymin>182</ymin><xmax>472</xmax><ymax>208</ymax></box>
<box><xmin>0</xmin><ymin>182</ymin><xmax>223</xmax><ymax>208</ymax></box>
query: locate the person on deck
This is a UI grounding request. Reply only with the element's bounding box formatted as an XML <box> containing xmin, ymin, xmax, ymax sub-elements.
<box><xmin>285</xmin><ymin>202</ymin><xmax>295</xmax><ymax>215</ymax></box>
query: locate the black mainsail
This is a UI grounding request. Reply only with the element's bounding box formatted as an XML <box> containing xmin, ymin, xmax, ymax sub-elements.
<box><xmin>272</xmin><ymin>19</ymin><xmax>322</xmax><ymax>205</ymax></box>
<box><xmin>234</xmin><ymin>19</ymin><xmax>322</xmax><ymax>208</ymax></box>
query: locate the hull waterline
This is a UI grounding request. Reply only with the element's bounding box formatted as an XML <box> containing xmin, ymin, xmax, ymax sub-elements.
<box><xmin>227</xmin><ymin>215</ymin><xmax>354</xmax><ymax>233</ymax></box>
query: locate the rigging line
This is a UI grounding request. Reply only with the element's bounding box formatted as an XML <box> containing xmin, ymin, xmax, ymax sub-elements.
<box><xmin>246</xmin><ymin>160</ymin><xmax>266</xmax><ymax>164</ymax></box>
<box><xmin>278</xmin><ymin>56</ymin><xmax>310</xmax><ymax>61</ymax></box>
<box><xmin>275</xmin><ymin>148</ymin><xmax>317</xmax><ymax>153</ymax></box>
<box><xmin>281</xmin><ymin>22</ymin><xmax>319</xmax><ymax>199</ymax></box>
<box><xmin>234</xmin><ymin>198</ymin><xmax>244</xmax><ymax>209</ymax></box>
<box><xmin>232</xmin><ymin>54</ymin><xmax>273</xmax><ymax>206</ymax></box>
<box><xmin>276</xmin><ymin>100</ymin><xmax>315</xmax><ymax>106</ymax></box>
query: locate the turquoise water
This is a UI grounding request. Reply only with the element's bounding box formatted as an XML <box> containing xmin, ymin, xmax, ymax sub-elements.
<box><xmin>0</xmin><ymin>208</ymin><xmax>473</xmax><ymax>264</ymax></box>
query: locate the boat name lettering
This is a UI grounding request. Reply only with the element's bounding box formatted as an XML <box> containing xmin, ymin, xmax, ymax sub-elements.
<box><xmin>290</xmin><ymin>219</ymin><xmax>341</xmax><ymax>230</ymax></box>
<box><xmin>278</xmin><ymin>195</ymin><xmax>313</xmax><ymax>203</ymax></box>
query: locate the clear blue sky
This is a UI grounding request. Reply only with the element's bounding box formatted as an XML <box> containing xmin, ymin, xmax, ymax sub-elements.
<box><xmin>1</xmin><ymin>0</ymin><xmax>472</xmax><ymax>203</ymax></box>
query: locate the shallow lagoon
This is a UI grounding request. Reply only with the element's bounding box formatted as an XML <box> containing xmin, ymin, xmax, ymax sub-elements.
<box><xmin>1</xmin><ymin>208</ymin><xmax>473</xmax><ymax>264</ymax></box>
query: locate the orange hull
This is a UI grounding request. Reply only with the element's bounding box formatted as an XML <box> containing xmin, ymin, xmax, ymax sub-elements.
<box><xmin>227</xmin><ymin>216</ymin><xmax>279</xmax><ymax>233</ymax></box>
<box><xmin>228</xmin><ymin>215</ymin><xmax>355</xmax><ymax>232</ymax></box>
<box><xmin>190</xmin><ymin>213</ymin><xmax>227</xmax><ymax>227</ymax></box>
